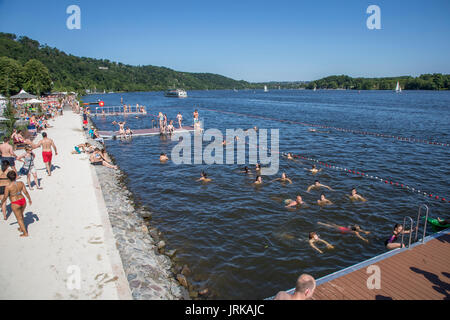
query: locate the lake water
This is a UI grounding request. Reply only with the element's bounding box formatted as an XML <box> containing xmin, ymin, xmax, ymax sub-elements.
<box><xmin>86</xmin><ymin>89</ymin><xmax>450</xmax><ymax>299</ymax></box>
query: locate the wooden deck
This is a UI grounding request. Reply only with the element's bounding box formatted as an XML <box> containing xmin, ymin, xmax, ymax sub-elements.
<box><xmin>98</xmin><ymin>126</ymin><xmax>196</xmax><ymax>139</ymax></box>
<box><xmin>310</xmin><ymin>231</ymin><xmax>450</xmax><ymax>300</ymax></box>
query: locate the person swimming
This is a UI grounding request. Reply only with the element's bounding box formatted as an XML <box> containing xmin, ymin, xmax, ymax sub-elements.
<box><xmin>255</xmin><ymin>164</ymin><xmax>261</xmax><ymax>172</ymax></box>
<box><xmin>271</xmin><ymin>172</ymin><xmax>293</xmax><ymax>184</ymax></box>
<box><xmin>285</xmin><ymin>195</ymin><xmax>306</xmax><ymax>208</ymax></box>
<box><xmin>240</xmin><ymin>166</ymin><xmax>252</xmax><ymax>174</ymax></box>
<box><xmin>309</xmin><ymin>165</ymin><xmax>322</xmax><ymax>175</ymax></box>
<box><xmin>197</xmin><ymin>171</ymin><xmax>212</xmax><ymax>183</ymax></box>
<box><xmin>254</xmin><ymin>175</ymin><xmax>262</xmax><ymax>185</ymax></box>
<box><xmin>317</xmin><ymin>193</ymin><xmax>332</xmax><ymax>206</ymax></box>
<box><xmin>307</xmin><ymin>180</ymin><xmax>334</xmax><ymax>192</ymax></box>
<box><xmin>309</xmin><ymin>232</ymin><xmax>334</xmax><ymax>254</ymax></box>
<box><xmin>160</xmin><ymin>153</ymin><xmax>169</xmax><ymax>162</ymax></box>
<box><xmin>348</xmin><ymin>188</ymin><xmax>367</xmax><ymax>202</ymax></box>
<box><xmin>318</xmin><ymin>222</ymin><xmax>370</xmax><ymax>243</ymax></box>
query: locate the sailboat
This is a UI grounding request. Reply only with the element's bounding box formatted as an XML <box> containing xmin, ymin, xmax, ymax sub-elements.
<box><xmin>313</xmin><ymin>86</ymin><xmax>317</xmax><ymax>92</ymax></box>
<box><xmin>395</xmin><ymin>81</ymin><xmax>402</xmax><ymax>93</ymax></box>
<box><xmin>264</xmin><ymin>85</ymin><xmax>268</xmax><ymax>92</ymax></box>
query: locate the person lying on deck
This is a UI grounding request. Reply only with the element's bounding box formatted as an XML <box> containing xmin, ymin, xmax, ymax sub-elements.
<box><xmin>309</xmin><ymin>232</ymin><xmax>334</xmax><ymax>254</ymax></box>
<box><xmin>318</xmin><ymin>222</ymin><xmax>370</xmax><ymax>243</ymax></box>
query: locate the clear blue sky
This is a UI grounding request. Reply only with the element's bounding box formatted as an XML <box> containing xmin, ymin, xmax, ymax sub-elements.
<box><xmin>1</xmin><ymin>0</ymin><xmax>449</xmax><ymax>82</ymax></box>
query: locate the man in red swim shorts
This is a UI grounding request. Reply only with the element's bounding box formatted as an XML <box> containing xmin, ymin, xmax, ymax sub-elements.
<box><xmin>32</xmin><ymin>132</ymin><xmax>58</xmax><ymax>176</ymax></box>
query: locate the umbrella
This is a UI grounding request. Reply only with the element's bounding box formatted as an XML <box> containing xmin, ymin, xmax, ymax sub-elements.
<box><xmin>10</xmin><ymin>89</ymin><xmax>37</xmax><ymax>99</ymax></box>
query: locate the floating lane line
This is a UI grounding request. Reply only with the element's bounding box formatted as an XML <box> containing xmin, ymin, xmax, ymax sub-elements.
<box><xmin>199</xmin><ymin>107</ymin><xmax>450</xmax><ymax>147</ymax></box>
<box><xmin>283</xmin><ymin>153</ymin><xmax>449</xmax><ymax>204</ymax></box>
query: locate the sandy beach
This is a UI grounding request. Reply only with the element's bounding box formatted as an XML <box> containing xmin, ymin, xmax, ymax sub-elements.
<box><xmin>0</xmin><ymin>110</ymin><xmax>132</xmax><ymax>299</ymax></box>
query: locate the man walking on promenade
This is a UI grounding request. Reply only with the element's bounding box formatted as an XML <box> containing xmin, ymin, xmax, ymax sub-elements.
<box><xmin>0</xmin><ymin>137</ymin><xmax>18</xmax><ymax>173</ymax></box>
<box><xmin>274</xmin><ymin>274</ymin><xmax>316</xmax><ymax>300</ymax></box>
<box><xmin>33</xmin><ymin>132</ymin><xmax>58</xmax><ymax>176</ymax></box>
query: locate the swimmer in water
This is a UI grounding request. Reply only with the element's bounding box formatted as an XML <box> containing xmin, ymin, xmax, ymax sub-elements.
<box><xmin>317</xmin><ymin>193</ymin><xmax>332</xmax><ymax>206</ymax></box>
<box><xmin>309</xmin><ymin>165</ymin><xmax>322</xmax><ymax>175</ymax></box>
<box><xmin>240</xmin><ymin>166</ymin><xmax>252</xmax><ymax>174</ymax></box>
<box><xmin>385</xmin><ymin>223</ymin><xmax>417</xmax><ymax>250</ymax></box>
<box><xmin>254</xmin><ymin>175</ymin><xmax>262</xmax><ymax>185</ymax></box>
<box><xmin>285</xmin><ymin>195</ymin><xmax>306</xmax><ymax>208</ymax></box>
<box><xmin>307</xmin><ymin>180</ymin><xmax>334</xmax><ymax>192</ymax></box>
<box><xmin>318</xmin><ymin>222</ymin><xmax>370</xmax><ymax>243</ymax></box>
<box><xmin>159</xmin><ymin>153</ymin><xmax>169</xmax><ymax>162</ymax></box>
<box><xmin>197</xmin><ymin>171</ymin><xmax>212</xmax><ymax>183</ymax></box>
<box><xmin>271</xmin><ymin>172</ymin><xmax>293</xmax><ymax>184</ymax></box>
<box><xmin>255</xmin><ymin>164</ymin><xmax>261</xmax><ymax>172</ymax></box>
<box><xmin>348</xmin><ymin>188</ymin><xmax>367</xmax><ymax>202</ymax></box>
<box><xmin>309</xmin><ymin>232</ymin><xmax>334</xmax><ymax>254</ymax></box>
<box><xmin>286</xmin><ymin>153</ymin><xmax>294</xmax><ymax>160</ymax></box>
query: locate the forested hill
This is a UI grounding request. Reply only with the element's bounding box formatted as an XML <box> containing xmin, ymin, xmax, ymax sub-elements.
<box><xmin>0</xmin><ymin>32</ymin><xmax>249</xmax><ymax>94</ymax></box>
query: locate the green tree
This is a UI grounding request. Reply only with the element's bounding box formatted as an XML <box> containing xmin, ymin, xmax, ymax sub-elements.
<box><xmin>0</xmin><ymin>56</ymin><xmax>23</xmax><ymax>96</ymax></box>
<box><xmin>22</xmin><ymin>59</ymin><xmax>52</xmax><ymax>95</ymax></box>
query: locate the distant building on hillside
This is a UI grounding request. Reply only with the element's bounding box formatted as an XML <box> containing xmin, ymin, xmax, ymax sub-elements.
<box><xmin>98</xmin><ymin>66</ymin><xmax>108</xmax><ymax>70</ymax></box>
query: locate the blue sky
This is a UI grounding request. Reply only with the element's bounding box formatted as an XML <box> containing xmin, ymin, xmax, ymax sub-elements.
<box><xmin>0</xmin><ymin>0</ymin><xmax>449</xmax><ymax>82</ymax></box>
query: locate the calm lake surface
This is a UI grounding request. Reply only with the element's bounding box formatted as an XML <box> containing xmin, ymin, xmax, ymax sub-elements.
<box><xmin>86</xmin><ymin>90</ymin><xmax>450</xmax><ymax>299</ymax></box>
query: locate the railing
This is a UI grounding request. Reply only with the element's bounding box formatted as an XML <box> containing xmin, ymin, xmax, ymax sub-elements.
<box><xmin>415</xmin><ymin>204</ymin><xmax>429</xmax><ymax>243</ymax></box>
<box><xmin>92</xmin><ymin>106</ymin><xmax>146</xmax><ymax>115</ymax></box>
<box><xmin>401</xmin><ymin>216</ymin><xmax>414</xmax><ymax>248</ymax></box>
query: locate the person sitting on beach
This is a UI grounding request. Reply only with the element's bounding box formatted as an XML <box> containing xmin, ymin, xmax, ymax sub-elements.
<box><xmin>318</xmin><ymin>222</ymin><xmax>370</xmax><ymax>243</ymax></box>
<box><xmin>317</xmin><ymin>193</ymin><xmax>333</xmax><ymax>206</ymax></box>
<box><xmin>309</xmin><ymin>165</ymin><xmax>322</xmax><ymax>175</ymax></box>
<box><xmin>16</xmin><ymin>146</ymin><xmax>42</xmax><ymax>190</ymax></box>
<box><xmin>0</xmin><ymin>160</ymin><xmax>12</xmax><ymax>220</ymax></box>
<box><xmin>285</xmin><ymin>195</ymin><xmax>306</xmax><ymax>208</ymax></box>
<box><xmin>348</xmin><ymin>188</ymin><xmax>367</xmax><ymax>202</ymax></box>
<box><xmin>89</xmin><ymin>148</ymin><xmax>117</xmax><ymax>169</ymax></box>
<box><xmin>93</xmin><ymin>129</ymin><xmax>104</xmax><ymax>144</ymax></box>
<box><xmin>309</xmin><ymin>232</ymin><xmax>334</xmax><ymax>254</ymax></box>
<box><xmin>274</xmin><ymin>274</ymin><xmax>316</xmax><ymax>300</ymax></box>
<box><xmin>197</xmin><ymin>171</ymin><xmax>211</xmax><ymax>183</ymax></box>
<box><xmin>160</xmin><ymin>153</ymin><xmax>169</xmax><ymax>162</ymax></box>
<box><xmin>307</xmin><ymin>180</ymin><xmax>334</xmax><ymax>192</ymax></box>
<box><xmin>100</xmin><ymin>149</ymin><xmax>112</xmax><ymax>163</ymax></box>
<box><xmin>88</xmin><ymin>126</ymin><xmax>95</xmax><ymax>138</ymax></box>
<box><xmin>254</xmin><ymin>175</ymin><xmax>262</xmax><ymax>185</ymax></box>
<box><xmin>271</xmin><ymin>172</ymin><xmax>292</xmax><ymax>184</ymax></box>
<box><xmin>1</xmin><ymin>171</ymin><xmax>32</xmax><ymax>237</ymax></box>
<box><xmin>385</xmin><ymin>223</ymin><xmax>416</xmax><ymax>250</ymax></box>
<box><xmin>72</xmin><ymin>143</ymin><xmax>94</xmax><ymax>154</ymax></box>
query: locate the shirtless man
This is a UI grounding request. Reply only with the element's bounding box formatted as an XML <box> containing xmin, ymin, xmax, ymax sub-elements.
<box><xmin>177</xmin><ymin>112</ymin><xmax>183</xmax><ymax>128</ymax></box>
<box><xmin>118</xmin><ymin>121</ymin><xmax>126</xmax><ymax>138</ymax></box>
<box><xmin>285</xmin><ymin>195</ymin><xmax>306</xmax><ymax>208</ymax></box>
<box><xmin>274</xmin><ymin>274</ymin><xmax>316</xmax><ymax>300</ymax></box>
<box><xmin>254</xmin><ymin>175</ymin><xmax>262</xmax><ymax>185</ymax></box>
<box><xmin>317</xmin><ymin>193</ymin><xmax>333</xmax><ymax>206</ymax></box>
<box><xmin>348</xmin><ymin>188</ymin><xmax>367</xmax><ymax>202</ymax></box>
<box><xmin>32</xmin><ymin>132</ymin><xmax>58</xmax><ymax>176</ymax></box>
<box><xmin>307</xmin><ymin>180</ymin><xmax>334</xmax><ymax>192</ymax></box>
<box><xmin>0</xmin><ymin>137</ymin><xmax>18</xmax><ymax>173</ymax></box>
<box><xmin>197</xmin><ymin>171</ymin><xmax>211</xmax><ymax>183</ymax></box>
<box><xmin>167</xmin><ymin>121</ymin><xmax>175</xmax><ymax>135</ymax></box>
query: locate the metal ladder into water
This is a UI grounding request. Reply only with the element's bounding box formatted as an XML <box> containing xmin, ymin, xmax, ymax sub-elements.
<box><xmin>401</xmin><ymin>204</ymin><xmax>429</xmax><ymax>248</ymax></box>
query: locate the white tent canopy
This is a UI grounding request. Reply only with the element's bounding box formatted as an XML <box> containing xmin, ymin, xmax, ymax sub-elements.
<box><xmin>10</xmin><ymin>89</ymin><xmax>37</xmax><ymax>99</ymax></box>
<box><xmin>20</xmin><ymin>98</ymin><xmax>44</xmax><ymax>104</ymax></box>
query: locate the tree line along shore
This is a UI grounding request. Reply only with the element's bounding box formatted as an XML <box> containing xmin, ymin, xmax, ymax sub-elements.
<box><xmin>0</xmin><ymin>32</ymin><xmax>449</xmax><ymax>98</ymax></box>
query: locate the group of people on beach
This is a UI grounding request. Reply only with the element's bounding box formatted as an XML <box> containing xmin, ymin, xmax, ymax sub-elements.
<box><xmin>0</xmin><ymin>104</ymin><xmax>61</xmax><ymax>237</ymax></box>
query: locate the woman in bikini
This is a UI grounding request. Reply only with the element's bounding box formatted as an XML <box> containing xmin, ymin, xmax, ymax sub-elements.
<box><xmin>0</xmin><ymin>160</ymin><xmax>12</xmax><ymax>220</ymax></box>
<box><xmin>318</xmin><ymin>222</ymin><xmax>370</xmax><ymax>243</ymax></box>
<box><xmin>89</xmin><ymin>148</ymin><xmax>117</xmax><ymax>169</ymax></box>
<box><xmin>1</xmin><ymin>171</ymin><xmax>32</xmax><ymax>237</ymax></box>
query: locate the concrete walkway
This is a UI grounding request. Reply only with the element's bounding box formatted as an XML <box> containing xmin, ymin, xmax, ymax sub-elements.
<box><xmin>0</xmin><ymin>110</ymin><xmax>132</xmax><ymax>299</ymax></box>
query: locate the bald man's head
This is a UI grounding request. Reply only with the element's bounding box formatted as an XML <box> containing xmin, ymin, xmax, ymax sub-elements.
<box><xmin>295</xmin><ymin>274</ymin><xmax>316</xmax><ymax>298</ymax></box>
